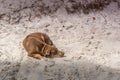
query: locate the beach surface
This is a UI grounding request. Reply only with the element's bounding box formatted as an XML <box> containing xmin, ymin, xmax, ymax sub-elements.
<box><xmin>0</xmin><ymin>0</ymin><xmax>120</xmax><ymax>80</ymax></box>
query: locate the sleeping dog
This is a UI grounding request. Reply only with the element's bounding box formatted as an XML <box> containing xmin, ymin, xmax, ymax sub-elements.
<box><xmin>23</xmin><ymin>32</ymin><xmax>64</xmax><ymax>60</ymax></box>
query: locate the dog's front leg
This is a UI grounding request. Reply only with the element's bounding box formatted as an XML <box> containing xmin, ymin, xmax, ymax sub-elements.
<box><xmin>28</xmin><ymin>53</ymin><xmax>42</xmax><ymax>60</ymax></box>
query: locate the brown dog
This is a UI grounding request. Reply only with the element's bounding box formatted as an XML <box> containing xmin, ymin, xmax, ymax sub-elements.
<box><xmin>23</xmin><ymin>32</ymin><xmax>64</xmax><ymax>60</ymax></box>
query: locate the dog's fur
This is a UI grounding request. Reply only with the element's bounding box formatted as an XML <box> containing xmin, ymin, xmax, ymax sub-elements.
<box><xmin>23</xmin><ymin>32</ymin><xmax>64</xmax><ymax>60</ymax></box>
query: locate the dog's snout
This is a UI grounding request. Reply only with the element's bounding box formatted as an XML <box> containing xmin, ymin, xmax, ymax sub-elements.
<box><xmin>58</xmin><ymin>51</ymin><xmax>64</xmax><ymax>57</ymax></box>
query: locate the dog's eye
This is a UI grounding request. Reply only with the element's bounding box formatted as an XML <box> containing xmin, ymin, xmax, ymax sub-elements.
<box><xmin>50</xmin><ymin>49</ymin><xmax>57</xmax><ymax>55</ymax></box>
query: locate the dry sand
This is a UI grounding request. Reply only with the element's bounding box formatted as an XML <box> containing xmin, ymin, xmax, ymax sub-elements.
<box><xmin>0</xmin><ymin>0</ymin><xmax>120</xmax><ymax>80</ymax></box>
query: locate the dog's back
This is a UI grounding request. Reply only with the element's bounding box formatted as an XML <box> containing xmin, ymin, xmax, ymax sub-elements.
<box><xmin>28</xmin><ymin>32</ymin><xmax>53</xmax><ymax>45</ymax></box>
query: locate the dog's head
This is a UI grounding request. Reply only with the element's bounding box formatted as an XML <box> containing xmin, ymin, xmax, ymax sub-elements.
<box><xmin>44</xmin><ymin>45</ymin><xmax>64</xmax><ymax>58</ymax></box>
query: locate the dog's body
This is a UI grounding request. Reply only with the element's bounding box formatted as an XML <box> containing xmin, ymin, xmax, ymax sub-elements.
<box><xmin>23</xmin><ymin>32</ymin><xmax>64</xmax><ymax>60</ymax></box>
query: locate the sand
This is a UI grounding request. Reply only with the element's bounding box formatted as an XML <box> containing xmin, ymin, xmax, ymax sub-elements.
<box><xmin>0</xmin><ymin>0</ymin><xmax>120</xmax><ymax>80</ymax></box>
